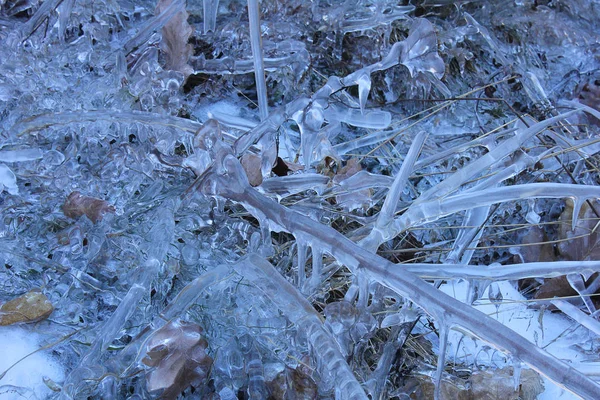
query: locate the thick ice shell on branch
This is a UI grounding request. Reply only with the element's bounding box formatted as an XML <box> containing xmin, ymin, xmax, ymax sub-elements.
<box><xmin>197</xmin><ymin>146</ymin><xmax>600</xmax><ymax>399</ymax></box>
<box><xmin>231</xmin><ymin>254</ymin><xmax>367</xmax><ymax>399</ymax></box>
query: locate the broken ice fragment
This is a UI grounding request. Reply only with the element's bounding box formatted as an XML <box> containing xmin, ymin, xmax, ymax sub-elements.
<box><xmin>0</xmin><ymin>290</ymin><xmax>54</xmax><ymax>325</ymax></box>
<box><xmin>62</xmin><ymin>191</ymin><xmax>115</xmax><ymax>224</ymax></box>
<box><xmin>0</xmin><ymin>163</ymin><xmax>18</xmax><ymax>195</ymax></box>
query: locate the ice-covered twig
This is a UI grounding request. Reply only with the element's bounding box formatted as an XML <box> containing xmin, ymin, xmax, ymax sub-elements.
<box><xmin>123</xmin><ymin>0</ymin><xmax>186</xmax><ymax>55</ymax></box>
<box><xmin>198</xmin><ymin>150</ymin><xmax>600</xmax><ymax>399</ymax></box>
<box><xmin>551</xmin><ymin>300</ymin><xmax>600</xmax><ymax>337</ymax></box>
<box><xmin>403</xmin><ymin>260</ymin><xmax>600</xmax><ymax>281</ymax></box>
<box><xmin>395</xmin><ymin>182</ymin><xmax>600</xmax><ymax>234</ymax></box>
<box><xmin>232</xmin><ymin>254</ymin><xmax>368</xmax><ymax>400</ymax></box>
<box><xmin>361</xmin><ymin>131</ymin><xmax>428</xmax><ymax>251</ymax></box>
<box><xmin>8</xmin><ymin>0</ymin><xmax>63</xmax><ymax>45</ymax></box>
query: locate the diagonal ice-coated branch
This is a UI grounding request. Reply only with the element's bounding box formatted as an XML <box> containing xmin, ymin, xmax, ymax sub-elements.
<box><xmin>233</xmin><ymin>254</ymin><xmax>368</xmax><ymax>400</ymax></box>
<box><xmin>198</xmin><ymin>153</ymin><xmax>600</xmax><ymax>400</ymax></box>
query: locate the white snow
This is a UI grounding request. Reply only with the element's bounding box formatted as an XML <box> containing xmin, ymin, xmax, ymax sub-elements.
<box><xmin>0</xmin><ymin>326</ymin><xmax>65</xmax><ymax>399</ymax></box>
<box><xmin>439</xmin><ymin>280</ymin><xmax>595</xmax><ymax>400</ymax></box>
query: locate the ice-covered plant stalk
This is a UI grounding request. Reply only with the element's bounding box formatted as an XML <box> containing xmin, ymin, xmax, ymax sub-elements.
<box><xmin>194</xmin><ymin>121</ymin><xmax>600</xmax><ymax>399</ymax></box>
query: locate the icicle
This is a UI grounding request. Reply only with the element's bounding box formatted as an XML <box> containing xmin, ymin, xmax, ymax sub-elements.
<box><xmin>571</xmin><ymin>197</ymin><xmax>584</xmax><ymax>232</ymax></box>
<box><xmin>488</xmin><ymin>282</ymin><xmax>503</xmax><ymax>318</ymax></box>
<box><xmin>297</xmin><ymin>240</ymin><xmax>307</xmax><ymax>289</ymax></box>
<box><xmin>356</xmin><ymin>72</ymin><xmax>371</xmax><ymax>115</ymax></box>
<box><xmin>247</xmin><ymin>0</ymin><xmax>269</xmax><ymax>121</ymax></box>
<box><xmin>567</xmin><ymin>273</ymin><xmax>596</xmax><ymax>314</ymax></box>
<box><xmin>246</xmin><ymin>346</ymin><xmax>268</xmax><ymax>400</ymax></box>
<box><xmin>203</xmin><ymin>0</ymin><xmax>219</xmax><ymax>33</ymax></box>
<box><xmin>513</xmin><ymin>360</ymin><xmax>522</xmax><ymax>391</ymax></box>
<box><xmin>434</xmin><ymin>323</ymin><xmax>449</xmax><ymax>400</ymax></box>
<box><xmin>306</xmin><ymin>245</ymin><xmax>323</xmax><ymax>293</ymax></box>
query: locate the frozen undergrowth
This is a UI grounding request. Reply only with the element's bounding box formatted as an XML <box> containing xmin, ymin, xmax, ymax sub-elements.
<box><xmin>1</xmin><ymin>0</ymin><xmax>600</xmax><ymax>399</ymax></box>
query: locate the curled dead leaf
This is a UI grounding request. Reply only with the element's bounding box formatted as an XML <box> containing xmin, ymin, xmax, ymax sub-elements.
<box><xmin>332</xmin><ymin>158</ymin><xmax>372</xmax><ymax>211</ymax></box>
<box><xmin>155</xmin><ymin>0</ymin><xmax>194</xmax><ymax>78</ymax></box>
<box><xmin>142</xmin><ymin>319</ymin><xmax>212</xmax><ymax>399</ymax></box>
<box><xmin>63</xmin><ymin>191</ymin><xmax>115</xmax><ymax>224</ymax></box>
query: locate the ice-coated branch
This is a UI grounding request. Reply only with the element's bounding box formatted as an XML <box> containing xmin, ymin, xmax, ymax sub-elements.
<box><xmin>395</xmin><ymin>182</ymin><xmax>600</xmax><ymax>234</ymax></box>
<box><xmin>232</xmin><ymin>254</ymin><xmax>368</xmax><ymax>400</ymax></box>
<box><xmin>402</xmin><ymin>260</ymin><xmax>600</xmax><ymax>281</ymax></box>
<box><xmin>123</xmin><ymin>0</ymin><xmax>186</xmax><ymax>54</ymax></box>
<box><xmin>551</xmin><ymin>300</ymin><xmax>600</xmax><ymax>337</ymax></box>
<box><xmin>61</xmin><ymin>199</ymin><xmax>179</xmax><ymax>398</ymax></box>
<box><xmin>414</xmin><ymin>108</ymin><xmax>581</xmax><ymax>204</ymax></box>
<box><xmin>198</xmin><ymin>152</ymin><xmax>600</xmax><ymax>399</ymax></box>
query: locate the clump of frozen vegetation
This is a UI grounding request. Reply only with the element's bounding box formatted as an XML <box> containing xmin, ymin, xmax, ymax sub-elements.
<box><xmin>1</xmin><ymin>0</ymin><xmax>600</xmax><ymax>399</ymax></box>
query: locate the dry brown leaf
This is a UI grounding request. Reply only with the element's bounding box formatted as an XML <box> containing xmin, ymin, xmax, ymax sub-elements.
<box><xmin>155</xmin><ymin>0</ymin><xmax>194</xmax><ymax>78</ymax></box>
<box><xmin>142</xmin><ymin>319</ymin><xmax>212</xmax><ymax>399</ymax></box>
<box><xmin>63</xmin><ymin>191</ymin><xmax>115</xmax><ymax>223</ymax></box>
<box><xmin>400</xmin><ymin>367</ymin><xmax>543</xmax><ymax>400</ymax></box>
<box><xmin>558</xmin><ymin>199</ymin><xmax>600</xmax><ymax>261</ymax></box>
<box><xmin>240</xmin><ymin>153</ymin><xmax>263</xmax><ymax>187</ymax></box>
<box><xmin>516</xmin><ymin>226</ymin><xmax>555</xmax><ymax>264</ymax></box>
<box><xmin>0</xmin><ymin>289</ymin><xmax>54</xmax><ymax>325</ymax></box>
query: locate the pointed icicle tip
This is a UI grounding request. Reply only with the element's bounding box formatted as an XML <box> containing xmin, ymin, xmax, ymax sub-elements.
<box><xmin>356</xmin><ymin>73</ymin><xmax>371</xmax><ymax>115</ymax></box>
<box><xmin>571</xmin><ymin>198</ymin><xmax>584</xmax><ymax>232</ymax></box>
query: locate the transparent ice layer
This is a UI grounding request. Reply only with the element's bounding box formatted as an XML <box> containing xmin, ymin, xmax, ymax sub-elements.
<box><xmin>1</xmin><ymin>1</ymin><xmax>600</xmax><ymax>399</ymax></box>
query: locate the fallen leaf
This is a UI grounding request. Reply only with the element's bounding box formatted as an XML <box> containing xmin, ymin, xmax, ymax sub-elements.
<box><xmin>558</xmin><ymin>199</ymin><xmax>600</xmax><ymax>261</ymax></box>
<box><xmin>155</xmin><ymin>0</ymin><xmax>194</xmax><ymax>79</ymax></box>
<box><xmin>142</xmin><ymin>319</ymin><xmax>212</xmax><ymax>399</ymax></box>
<box><xmin>240</xmin><ymin>153</ymin><xmax>263</xmax><ymax>187</ymax></box>
<box><xmin>332</xmin><ymin>158</ymin><xmax>372</xmax><ymax>211</ymax></box>
<box><xmin>0</xmin><ymin>290</ymin><xmax>54</xmax><ymax>325</ymax></box>
<box><xmin>62</xmin><ymin>191</ymin><xmax>115</xmax><ymax>223</ymax></box>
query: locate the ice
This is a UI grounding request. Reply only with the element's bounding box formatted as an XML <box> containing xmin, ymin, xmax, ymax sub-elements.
<box><xmin>203</xmin><ymin>0</ymin><xmax>219</xmax><ymax>34</ymax></box>
<box><xmin>247</xmin><ymin>0</ymin><xmax>268</xmax><ymax>121</ymax></box>
<box><xmin>0</xmin><ymin>164</ymin><xmax>17</xmax><ymax>195</ymax></box>
<box><xmin>2</xmin><ymin>0</ymin><xmax>600</xmax><ymax>398</ymax></box>
<box><xmin>0</xmin><ymin>326</ymin><xmax>65</xmax><ymax>399</ymax></box>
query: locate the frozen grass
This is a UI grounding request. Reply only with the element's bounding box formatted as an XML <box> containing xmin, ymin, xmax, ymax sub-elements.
<box><xmin>1</xmin><ymin>0</ymin><xmax>600</xmax><ymax>399</ymax></box>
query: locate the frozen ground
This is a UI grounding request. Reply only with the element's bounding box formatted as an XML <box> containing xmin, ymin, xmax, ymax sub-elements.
<box><xmin>1</xmin><ymin>0</ymin><xmax>600</xmax><ymax>399</ymax></box>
